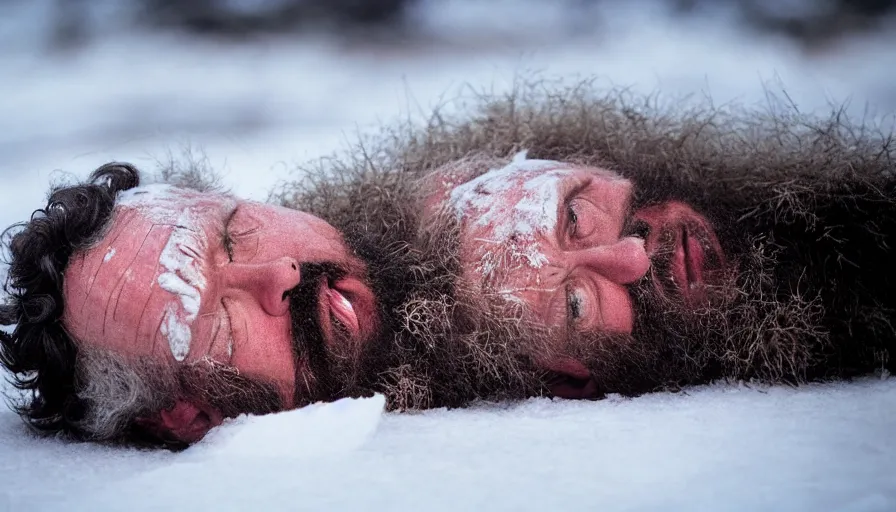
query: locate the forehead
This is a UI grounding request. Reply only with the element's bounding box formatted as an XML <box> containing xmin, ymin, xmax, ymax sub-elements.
<box><xmin>448</xmin><ymin>155</ymin><xmax>618</xmax><ymax>239</ymax></box>
<box><xmin>62</xmin><ymin>185</ymin><xmax>231</xmax><ymax>361</ymax></box>
<box><xmin>450</xmin><ymin>158</ymin><xmax>566</xmax><ymax>236</ymax></box>
<box><xmin>115</xmin><ymin>184</ymin><xmax>236</xmax><ymax>224</ymax></box>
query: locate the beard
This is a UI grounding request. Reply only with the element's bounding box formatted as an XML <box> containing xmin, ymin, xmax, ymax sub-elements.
<box><xmin>277</xmin><ymin>82</ymin><xmax>896</xmax><ymax>401</ymax></box>
<box><xmin>76</xmin><ymin>347</ymin><xmax>282</xmax><ymax>448</ymax></box>
<box><xmin>326</xmin><ymin>218</ymin><xmax>552</xmax><ymax>410</ymax></box>
<box><xmin>557</xmin><ymin>170</ymin><xmax>896</xmax><ymax>397</ymax></box>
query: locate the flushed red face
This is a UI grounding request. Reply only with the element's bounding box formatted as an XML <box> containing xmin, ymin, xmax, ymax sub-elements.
<box><xmin>634</xmin><ymin>201</ymin><xmax>727</xmax><ymax>306</ymax></box>
<box><xmin>444</xmin><ymin>157</ymin><xmax>649</xmax><ymax>335</ymax></box>
<box><xmin>63</xmin><ymin>185</ymin><xmax>378</xmax><ymax>414</ymax></box>
<box><xmin>430</xmin><ymin>155</ymin><xmax>727</xmax><ymax>389</ymax></box>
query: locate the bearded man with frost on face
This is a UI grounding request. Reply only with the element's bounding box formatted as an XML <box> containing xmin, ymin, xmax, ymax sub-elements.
<box><xmin>278</xmin><ymin>81</ymin><xmax>896</xmax><ymax>403</ymax></box>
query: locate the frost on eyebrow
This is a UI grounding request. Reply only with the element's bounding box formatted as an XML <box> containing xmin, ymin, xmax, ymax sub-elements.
<box><xmin>156</xmin><ymin>210</ymin><xmax>209</xmax><ymax>362</ymax></box>
<box><xmin>117</xmin><ymin>183</ymin><xmax>235</xmax><ymax>224</ymax></box>
<box><xmin>117</xmin><ymin>184</ymin><xmax>227</xmax><ymax>362</ymax></box>
<box><xmin>449</xmin><ymin>151</ymin><xmax>569</xmax><ymax>279</ymax></box>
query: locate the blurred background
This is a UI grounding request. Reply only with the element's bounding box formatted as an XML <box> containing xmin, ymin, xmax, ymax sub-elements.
<box><xmin>1</xmin><ymin>0</ymin><xmax>895</xmax><ymax>242</ymax></box>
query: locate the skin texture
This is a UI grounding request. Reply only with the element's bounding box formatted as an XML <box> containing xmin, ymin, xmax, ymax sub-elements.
<box><xmin>63</xmin><ymin>185</ymin><xmax>377</xmax><ymax>437</ymax></box>
<box><xmin>429</xmin><ymin>157</ymin><xmax>653</xmax><ymax>379</ymax></box>
<box><xmin>426</xmin><ymin>157</ymin><xmax>739</xmax><ymax>394</ymax></box>
<box><xmin>634</xmin><ymin>201</ymin><xmax>727</xmax><ymax>307</ymax></box>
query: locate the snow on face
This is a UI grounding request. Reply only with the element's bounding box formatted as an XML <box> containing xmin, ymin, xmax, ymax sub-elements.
<box><xmin>449</xmin><ymin>152</ymin><xmax>574</xmax><ymax>278</ymax></box>
<box><xmin>116</xmin><ymin>185</ymin><xmax>224</xmax><ymax>361</ymax></box>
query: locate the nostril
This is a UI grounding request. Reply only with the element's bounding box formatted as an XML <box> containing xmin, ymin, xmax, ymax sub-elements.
<box><xmin>291</xmin><ymin>263</ymin><xmax>297</xmax><ymax>271</ymax></box>
<box><xmin>628</xmin><ymin>220</ymin><xmax>651</xmax><ymax>239</ymax></box>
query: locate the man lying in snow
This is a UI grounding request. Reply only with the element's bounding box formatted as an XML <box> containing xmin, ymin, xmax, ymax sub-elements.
<box><xmin>0</xmin><ymin>161</ymin><xmax>553</xmax><ymax>448</ymax></box>
<box><xmin>284</xmin><ymin>82</ymin><xmax>896</xmax><ymax>403</ymax></box>
<box><xmin>3</xmin><ymin>83</ymin><xmax>895</xmax><ymax>448</ymax></box>
<box><xmin>0</xmin><ymin>164</ymin><xmax>404</xmax><ymax>447</ymax></box>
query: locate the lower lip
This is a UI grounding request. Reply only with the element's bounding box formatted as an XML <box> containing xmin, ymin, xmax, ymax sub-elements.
<box><xmin>326</xmin><ymin>286</ymin><xmax>360</xmax><ymax>339</ymax></box>
<box><xmin>317</xmin><ymin>278</ymin><xmax>363</xmax><ymax>345</ymax></box>
<box><xmin>671</xmin><ymin>231</ymin><xmax>706</xmax><ymax>301</ymax></box>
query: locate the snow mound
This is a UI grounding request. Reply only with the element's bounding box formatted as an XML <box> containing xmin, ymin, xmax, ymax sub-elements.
<box><xmin>1</xmin><ymin>380</ymin><xmax>895</xmax><ymax>511</ymax></box>
<box><xmin>193</xmin><ymin>393</ymin><xmax>386</xmax><ymax>458</ymax></box>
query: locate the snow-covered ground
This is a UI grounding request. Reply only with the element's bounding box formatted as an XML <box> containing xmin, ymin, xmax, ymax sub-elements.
<box><xmin>1</xmin><ymin>380</ymin><xmax>894</xmax><ymax>511</ymax></box>
<box><xmin>2</xmin><ymin>2</ymin><xmax>896</xmax><ymax>510</ymax></box>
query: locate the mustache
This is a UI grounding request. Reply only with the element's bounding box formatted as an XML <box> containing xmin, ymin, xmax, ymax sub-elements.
<box><xmin>642</xmin><ymin>223</ymin><xmax>728</xmax><ymax>302</ymax></box>
<box><xmin>287</xmin><ymin>262</ymin><xmax>349</xmax><ymax>406</ymax></box>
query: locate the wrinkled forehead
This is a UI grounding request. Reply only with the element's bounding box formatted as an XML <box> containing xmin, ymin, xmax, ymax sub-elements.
<box><xmin>65</xmin><ymin>184</ymin><xmax>236</xmax><ymax>310</ymax></box>
<box><xmin>448</xmin><ymin>155</ymin><xmax>623</xmax><ymax>238</ymax></box>
<box><xmin>115</xmin><ymin>184</ymin><xmax>236</xmax><ymax>224</ymax></box>
<box><xmin>63</xmin><ymin>185</ymin><xmax>234</xmax><ymax>355</ymax></box>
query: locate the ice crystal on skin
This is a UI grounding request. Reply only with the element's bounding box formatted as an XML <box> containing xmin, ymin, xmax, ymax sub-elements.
<box><xmin>160</xmin><ymin>303</ymin><xmax>191</xmax><ymax>362</ymax></box>
<box><xmin>118</xmin><ymin>185</ymin><xmax>221</xmax><ymax>361</ymax></box>
<box><xmin>449</xmin><ymin>151</ymin><xmax>570</xmax><ymax>280</ymax></box>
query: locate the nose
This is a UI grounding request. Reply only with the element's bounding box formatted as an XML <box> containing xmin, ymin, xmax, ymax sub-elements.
<box><xmin>572</xmin><ymin>237</ymin><xmax>650</xmax><ymax>284</ymax></box>
<box><xmin>221</xmin><ymin>257</ymin><xmax>301</xmax><ymax>316</ymax></box>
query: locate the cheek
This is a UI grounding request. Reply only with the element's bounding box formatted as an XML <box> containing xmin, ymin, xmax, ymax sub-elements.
<box><xmin>230</xmin><ymin>314</ymin><xmax>295</xmax><ymax>407</ymax></box>
<box><xmin>460</xmin><ymin>229</ymin><xmax>548</xmax><ymax>288</ymax></box>
<box><xmin>593</xmin><ymin>284</ymin><xmax>635</xmax><ymax>333</ymax></box>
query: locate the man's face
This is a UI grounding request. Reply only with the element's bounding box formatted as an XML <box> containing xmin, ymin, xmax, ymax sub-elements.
<box><xmin>63</xmin><ymin>185</ymin><xmax>379</xmax><ymax>428</ymax></box>
<box><xmin>432</xmin><ymin>156</ymin><xmax>729</xmax><ymax>389</ymax></box>
<box><xmin>447</xmin><ymin>158</ymin><xmax>649</xmax><ymax>333</ymax></box>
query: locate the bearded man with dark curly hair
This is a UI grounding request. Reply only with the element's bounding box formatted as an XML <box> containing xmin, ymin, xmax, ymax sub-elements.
<box><xmin>4</xmin><ymin>83</ymin><xmax>896</xmax><ymax>449</ymax></box>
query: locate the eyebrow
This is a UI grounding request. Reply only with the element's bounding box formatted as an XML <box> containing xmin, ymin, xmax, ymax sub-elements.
<box><xmin>565</xmin><ymin>177</ymin><xmax>593</xmax><ymax>203</ymax></box>
<box><xmin>556</xmin><ymin>176</ymin><xmax>595</xmax><ymax>238</ymax></box>
<box><xmin>220</xmin><ymin>204</ymin><xmax>239</xmax><ymax>261</ymax></box>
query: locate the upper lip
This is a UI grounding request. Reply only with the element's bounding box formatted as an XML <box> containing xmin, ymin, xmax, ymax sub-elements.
<box><xmin>317</xmin><ymin>276</ymin><xmax>376</xmax><ymax>347</ymax></box>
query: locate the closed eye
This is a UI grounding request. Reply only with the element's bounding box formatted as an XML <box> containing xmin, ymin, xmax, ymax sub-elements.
<box><xmin>567</xmin><ymin>203</ymin><xmax>579</xmax><ymax>236</ymax></box>
<box><xmin>566</xmin><ymin>283</ymin><xmax>584</xmax><ymax>325</ymax></box>
<box><xmin>221</xmin><ymin>206</ymin><xmax>239</xmax><ymax>262</ymax></box>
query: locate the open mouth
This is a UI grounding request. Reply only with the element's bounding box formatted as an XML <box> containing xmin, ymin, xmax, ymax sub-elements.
<box><xmin>675</xmin><ymin>226</ymin><xmax>707</xmax><ymax>300</ymax></box>
<box><xmin>318</xmin><ymin>277</ymin><xmax>361</xmax><ymax>345</ymax></box>
<box><xmin>636</xmin><ymin>201</ymin><xmax>727</xmax><ymax>307</ymax></box>
<box><xmin>316</xmin><ymin>274</ymin><xmax>380</xmax><ymax>349</ymax></box>
<box><xmin>659</xmin><ymin>223</ymin><xmax>723</xmax><ymax>305</ymax></box>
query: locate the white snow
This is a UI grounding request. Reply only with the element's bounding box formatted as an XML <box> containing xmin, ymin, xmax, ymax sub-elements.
<box><xmin>195</xmin><ymin>394</ymin><xmax>386</xmax><ymax>458</ymax></box>
<box><xmin>102</xmin><ymin>247</ymin><xmax>116</xmax><ymax>262</ymax></box>
<box><xmin>151</xmin><ymin>200</ymin><xmax>210</xmax><ymax>361</ymax></box>
<box><xmin>159</xmin><ymin>303</ymin><xmax>192</xmax><ymax>362</ymax></box>
<box><xmin>449</xmin><ymin>157</ymin><xmax>578</xmax><ymax>281</ymax></box>
<box><xmin>2</xmin><ymin>1</ymin><xmax>896</xmax><ymax>510</ymax></box>
<box><xmin>117</xmin><ymin>184</ymin><xmax>179</xmax><ymax>210</ymax></box>
<box><xmin>1</xmin><ymin>380</ymin><xmax>894</xmax><ymax>511</ymax></box>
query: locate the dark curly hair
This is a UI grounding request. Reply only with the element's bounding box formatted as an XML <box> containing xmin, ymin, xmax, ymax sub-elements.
<box><xmin>0</xmin><ymin>163</ymin><xmax>140</xmax><ymax>438</ymax></box>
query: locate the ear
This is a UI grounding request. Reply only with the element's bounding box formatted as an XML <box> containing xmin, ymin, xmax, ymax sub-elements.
<box><xmin>137</xmin><ymin>400</ymin><xmax>224</xmax><ymax>445</ymax></box>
